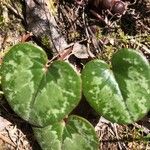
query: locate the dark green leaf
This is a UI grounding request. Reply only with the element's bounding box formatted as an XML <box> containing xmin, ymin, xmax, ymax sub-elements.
<box><xmin>82</xmin><ymin>49</ymin><xmax>150</xmax><ymax>124</ymax></box>
<box><xmin>33</xmin><ymin>115</ymin><xmax>99</xmax><ymax>150</ymax></box>
<box><xmin>1</xmin><ymin>43</ymin><xmax>81</xmax><ymax>127</ymax></box>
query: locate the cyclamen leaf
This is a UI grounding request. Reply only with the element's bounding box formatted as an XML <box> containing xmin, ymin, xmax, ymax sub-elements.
<box><xmin>82</xmin><ymin>49</ymin><xmax>150</xmax><ymax>124</ymax></box>
<box><xmin>1</xmin><ymin>43</ymin><xmax>81</xmax><ymax>127</ymax></box>
<box><xmin>33</xmin><ymin>115</ymin><xmax>99</xmax><ymax>150</ymax></box>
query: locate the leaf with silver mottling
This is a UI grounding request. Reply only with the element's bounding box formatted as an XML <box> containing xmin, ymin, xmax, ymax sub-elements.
<box><xmin>82</xmin><ymin>49</ymin><xmax>150</xmax><ymax>124</ymax></box>
<box><xmin>1</xmin><ymin>43</ymin><xmax>81</xmax><ymax>127</ymax></box>
<box><xmin>33</xmin><ymin>115</ymin><xmax>99</xmax><ymax>150</ymax></box>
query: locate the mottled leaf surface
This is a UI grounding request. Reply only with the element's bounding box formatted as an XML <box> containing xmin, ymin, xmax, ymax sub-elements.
<box><xmin>1</xmin><ymin>43</ymin><xmax>81</xmax><ymax>126</ymax></box>
<box><xmin>33</xmin><ymin>115</ymin><xmax>99</xmax><ymax>150</ymax></box>
<box><xmin>82</xmin><ymin>49</ymin><xmax>150</xmax><ymax>124</ymax></box>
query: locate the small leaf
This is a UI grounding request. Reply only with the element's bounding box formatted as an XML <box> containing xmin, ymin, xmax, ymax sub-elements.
<box><xmin>1</xmin><ymin>43</ymin><xmax>81</xmax><ymax>127</ymax></box>
<box><xmin>33</xmin><ymin>115</ymin><xmax>99</xmax><ymax>150</ymax></box>
<box><xmin>82</xmin><ymin>49</ymin><xmax>150</xmax><ymax>124</ymax></box>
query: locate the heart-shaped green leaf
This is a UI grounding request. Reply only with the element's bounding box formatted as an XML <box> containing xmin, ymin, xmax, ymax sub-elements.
<box><xmin>33</xmin><ymin>115</ymin><xmax>99</xmax><ymax>150</ymax></box>
<box><xmin>1</xmin><ymin>43</ymin><xmax>81</xmax><ymax>127</ymax></box>
<box><xmin>82</xmin><ymin>49</ymin><xmax>150</xmax><ymax>124</ymax></box>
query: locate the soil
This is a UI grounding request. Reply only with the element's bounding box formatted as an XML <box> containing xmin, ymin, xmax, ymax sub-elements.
<box><xmin>0</xmin><ymin>0</ymin><xmax>150</xmax><ymax>149</ymax></box>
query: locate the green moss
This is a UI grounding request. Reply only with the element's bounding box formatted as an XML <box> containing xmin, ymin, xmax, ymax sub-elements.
<box><xmin>0</xmin><ymin>16</ymin><xmax>4</xmax><ymax>25</ymax></box>
<box><xmin>95</xmin><ymin>27</ymin><xmax>102</xmax><ymax>40</ymax></box>
<box><xmin>41</xmin><ymin>35</ymin><xmax>52</xmax><ymax>48</ymax></box>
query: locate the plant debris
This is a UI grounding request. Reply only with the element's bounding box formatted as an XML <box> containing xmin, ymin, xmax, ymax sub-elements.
<box><xmin>0</xmin><ymin>0</ymin><xmax>150</xmax><ymax>149</ymax></box>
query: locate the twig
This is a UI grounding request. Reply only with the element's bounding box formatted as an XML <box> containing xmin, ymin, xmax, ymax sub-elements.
<box><xmin>133</xmin><ymin>123</ymin><xmax>150</xmax><ymax>135</ymax></box>
<box><xmin>82</xmin><ymin>7</ymin><xmax>96</xmax><ymax>57</ymax></box>
<box><xmin>0</xmin><ymin>133</ymin><xmax>16</xmax><ymax>147</ymax></box>
<box><xmin>2</xmin><ymin>1</ymin><xmax>24</xmax><ymax>20</ymax></box>
<box><xmin>130</xmin><ymin>39</ymin><xmax>150</xmax><ymax>54</ymax></box>
<box><xmin>113</xmin><ymin>123</ymin><xmax>123</xmax><ymax>150</ymax></box>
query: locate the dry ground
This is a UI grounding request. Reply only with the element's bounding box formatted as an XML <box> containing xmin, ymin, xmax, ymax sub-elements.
<box><xmin>0</xmin><ymin>0</ymin><xmax>150</xmax><ymax>149</ymax></box>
